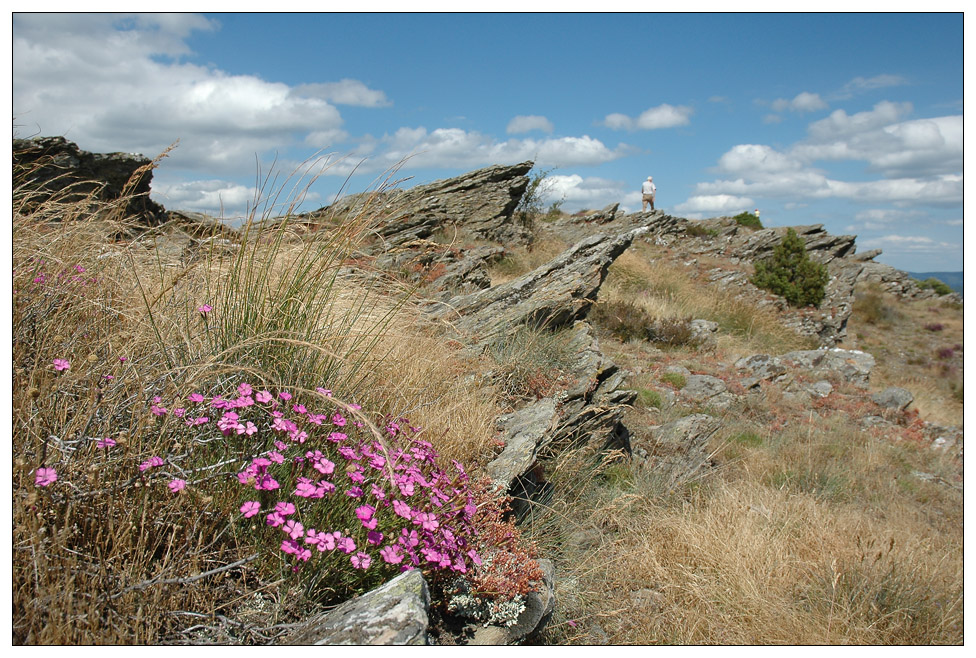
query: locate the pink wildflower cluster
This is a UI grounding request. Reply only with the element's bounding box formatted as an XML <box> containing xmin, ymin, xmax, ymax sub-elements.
<box><xmin>154</xmin><ymin>383</ymin><xmax>482</xmax><ymax>579</ymax></box>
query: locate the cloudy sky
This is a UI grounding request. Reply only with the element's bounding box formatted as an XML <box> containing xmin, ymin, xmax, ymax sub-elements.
<box><xmin>12</xmin><ymin>12</ymin><xmax>964</xmax><ymax>271</ymax></box>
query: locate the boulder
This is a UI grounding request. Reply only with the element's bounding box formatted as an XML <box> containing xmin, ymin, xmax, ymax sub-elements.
<box><xmin>735</xmin><ymin>354</ymin><xmax>788</xmax><ymax>389</ymax></box>
<box><xmin>679</xmin><ymin>374</ymin><xmax>728</xmax><ymax>403</ymax></box>
<box><xmin>639</xmin><ymin>413</ymin><xmax>721</xmax><ymax>486</ymax></box>
<box><xmin>284</xmin><ymin>569</ymin><xmax>431</xmax><ymax>645</ymax></box>
<box><xmin>13</xmin><ymin>136</ymin><xmax>166</xmax><ymax>223</ymax></box>
<box><xmin>781</xmin><ymin>348</ymin><xmax>875</xmax><ymax>387</ymax></box>
<box><xmin>871</xmin><ymin>386</ymin><xmax>914</xmax><ymax>411</ymax></box>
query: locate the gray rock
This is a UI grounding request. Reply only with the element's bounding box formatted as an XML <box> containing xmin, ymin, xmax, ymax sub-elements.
<box><xmin>664</xmin><ymin>364</ymin><xmax>691</xmax><ymax>377</ymax></box>
<box><xmin>679</xmin><ymin>374</ymin><xmax>727</xmax><ymax>402</ymax></box>
<box><xmin>640</xmin><ymin>413</ymin><xmax>721</xmax><ymax>486</ymax></box>
<box><xmin>285</xmin><ymin>569</ymin><xmax>430</xmax><ymax>645</ymax></box>
<box><xmin>487</xmin><ymin>397</ymin><xmax>559</xmax><ymax>490</ymax></box>
<box><xmin>735</xmin><ymin>354</ymin><xmax>788</xmax><ymax>383</ymax></box>
<box><xmin>807</xmin><ymin>380</ymin><xmax>834</xmax><ymax>398</ymax></box>
<box><xmin>871</xmin><ymin>386</ymin><xmax>914</xmax><ymax>411</ymax></box>
<box><xmin>781</xmin><ymin>348</ymin><xmax>875</xmax><ymax>387</ymax></box>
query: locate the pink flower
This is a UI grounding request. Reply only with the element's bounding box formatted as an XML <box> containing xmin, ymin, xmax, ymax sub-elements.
<box><xmin>355</xmin><ymin>505</ymin><xmax>375</xmax><ymax>522</ymax></box>
<box><xmin>380</xmin><ymin>545</ymin><xmax>403</xmax><ymax>564</ymax></box>
<box><xmin>96</xmin><ymin>437</ymin><xmax>116</xmax><ymax>449</ymax></box>
<box><xmin>316</xmin><ymin>387</ymin><xmax>333</xmax><ymax>397</ymax></box>
<box><xmin>240</xmin><ymin>501</ymin><xmax>260</xmax><ymax>518</ymax></box>
<box><xmin>393</xmin><ymin>499</ymin><xmax>413</xmax><ymax>519</ymax></box>
<box><xmin>283</xmin><ymin>519</ymin><xmax>305</xmax><ymax>540</ymax></box>
<box><xmin>351</xmin><ymin>551</ymin><xmax>372</xmax><ymax>570</ymax></box>
<box><xmin>275</xmin><ymin>501</ymin><xmax>296</xmax><ymax>516</ymax></box>
<box><xmin>367</xmin><ymin>530</ymin><xmax>384</xmax><ymax>545</ymax></box>
<box><xmin>467</xmin><ymin>549</ymin><xmax>482</xmax><ymax>566</ymax></box>
<box><xmin>34</xmin><ymin>467</ymin><xmax>57</xmax><ymax>487</ymax></box>
<box><xmin>292</xmin><ymin>404</ymin><xmax>307</xmax><ymax>414</ymax></box>
<box><xmin>331</xmin><ymin>413</ymin><xmax>346</xmax><ymax>427</ymax></box>
<box><xmin>278</xmin><ymin>391</ymin><xmax>292</xmax><ymax>401</ymax></box>
<box><xmin>337</xmin><ymin>536</ymin><xmax>356</xmax><ymax>554</ymax></box>
<box><xmin>139</xmin><ymin>456</ymin><xmax>165</xmax><ymax>472</ymax></box>
<box><xmin>266</xmin><ymin>511</ymin><xmax>285</xmax><ymax>528</ymax></box>
<box><xmin>168</xmin><ymin>479</ymin><xmax>186</xmax><ymax>493</ymax></box>
<box><xmin>237</xmin><ymin>382</ymin><xmax>253</xmax><ymax>396</ymax></box>
<box><xmin>52</xmin><ymin>358</ymin><xmax>70</xmax><ymax>372</ymax></box>
<box><xmin>256</xmin><ymin>390</ymin><xmax>273</xmax><ymax>404</ymax></box>
<box><xmin>197</xmin><ymin>304</ymin><xmax>213</xmax><ymax>314</ymax></box>
<box><xmin>414</xmin><ymin>512</ymin><xmax>439</xmax><ymax>532</ymax></box>
<box><xmin>150</xmin><ymin>404</ymin><xmax>168</xmax><ymax>417</ymax></box>
<box><xmin>188</xmin><ymin>393</ymin><xmax>205</xmax><ymax>404</ymax></box>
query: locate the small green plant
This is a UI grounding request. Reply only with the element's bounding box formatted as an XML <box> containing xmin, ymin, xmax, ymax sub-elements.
<box><xmin>660</xmin><ymin>372</ymin><xmax>687</xmax><ymax>389</ymax></box>
<box><xmin>636</xmin><ymin>388</ymin><xmax>664</xmax><ymax>409</ymax></box>
<box><xmin>731</xmin><ymin>431</ymin><xmax>763</xmax><ymax>447</ymax></box>
<box><xmin>515</xmin><ymin>167</ymin><xmax>561</xmax><ymax>224</ymax></box>
<box><xmin>916</xmin><ymin>277</ymin><xmax>953</xmax><ymax>296</ymax></box>
<box><xmin>751</xmin><ymin>228</ymin><xmax>829</xmax><ymax>308</ymax></box>
<box><xmin>732</xmin><ymin>211</ymin><xmax>763</xmax><ymax>230</ymax></box>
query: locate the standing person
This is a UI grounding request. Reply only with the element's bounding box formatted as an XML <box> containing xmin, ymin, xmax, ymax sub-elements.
<box><xmin>642</xmin><ymin>176</ymin><xmax>656</xmax><ymax>211</ymax></box>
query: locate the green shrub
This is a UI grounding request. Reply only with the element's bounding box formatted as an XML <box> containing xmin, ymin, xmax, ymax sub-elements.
<box><xmin>916</xmin><ymin>277</ymin><xmax>953</xmax><ymax>296</ymax></box>
<box><xmin>732</xmin><ymin>211</ymin><xmax>763</xmax><ymax>230</ymax></box>
<box><xmin>751</xmin><ymin>228</ymin><xmax>829</xmax><ymax>308</ymax></box>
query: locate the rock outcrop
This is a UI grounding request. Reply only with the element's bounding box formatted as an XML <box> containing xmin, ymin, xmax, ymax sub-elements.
<box><xmin>13</xmin><ymin>136</ymin><xmax>166</xmax><ymax>223</ymax></box>
<box><xmin>311</xmin><ymin>161</ymin><xmax>534</xmax><ymax>248</ymax></box>
<box><xmin>425</xmin><ymin>226</ymin><xmax>648</xmax><ymax>345</ymax></box>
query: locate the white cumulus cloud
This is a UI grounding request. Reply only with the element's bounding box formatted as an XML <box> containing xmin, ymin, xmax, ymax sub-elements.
<box><xmin>602</xmin><ymin>104</ymin><xmax>693</xmax><ymax>131</ymax></box>
<box><xmin>675</xmin><ymin>194</ymin><xmax>755</xmax><ymax>216</ymax></box>
<box><xmin>506</xmin><ymin>115</ymin><xmax>554</xmax><ymax>135</ymax></box>
<box><xmin>771</xmin><ymin>92</ymin><xmax>827</xmax><ymax>113</ymax></box>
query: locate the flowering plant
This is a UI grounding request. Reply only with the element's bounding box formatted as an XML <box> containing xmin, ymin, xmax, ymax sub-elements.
<box><xmin>149</xmin><ymin>382</ymin><xmax>498</xmax><ymax>600</ymax></box>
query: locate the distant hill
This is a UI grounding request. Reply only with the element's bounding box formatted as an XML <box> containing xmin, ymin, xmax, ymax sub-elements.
<box><xmin>907</xmin><ymin>271</ymin><xmax>963</xmax><ymax>297</ymax></box>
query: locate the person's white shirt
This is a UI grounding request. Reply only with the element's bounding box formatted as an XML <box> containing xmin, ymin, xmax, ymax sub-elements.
<box><xmin>642</xmin><ymin>179</ymin><xmax>656</xmax><ymax>195</ymax></box>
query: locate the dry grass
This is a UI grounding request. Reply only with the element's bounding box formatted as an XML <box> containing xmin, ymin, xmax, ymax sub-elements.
<box><xmin>599</xmin><ymin>244</ymin><xmax>813</xmax><ymax>359</ymax></box>
<box><xmin>842</xmin><ymin>284</ymin><xmax>963</xmax><ymax>426</ymax></box>
<box><xmin>529</xmin><ymin>399</ymin><xmax>963</xmax><ymax>645</ymax></box>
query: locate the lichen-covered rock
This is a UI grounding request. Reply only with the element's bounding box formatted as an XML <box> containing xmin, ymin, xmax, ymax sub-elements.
<box><xmin>781</xmin><ymin>348</ymin><xmax>875</xmax><ymax>387</ymax></box>
<box><xmin>487</xmin><ymin>397</ymin><xmax>559</xmax><ymax>490</ymax></box>
<box><xmin>13</xmin><ymin>136</ymin><xmax>166</xmax><ymax>223</ymax></box>
<box><xmin>638</xmin><ymin>413</ymin><xmax>721</xmax><ymax>486</ymax></box>
<box><xmin>284</xmin><ymin>569</ymin><xmax>431</xmax><ymax>645</ymax></box>
<box><xmin>871</xmin><ymin>386</ymin><xmax>914</xmax><ymax>411</ymax></box>
<box><xmin>679</xmin><ymin>374</ymin><xmax>728</xmax><ymax>403</ymax></box>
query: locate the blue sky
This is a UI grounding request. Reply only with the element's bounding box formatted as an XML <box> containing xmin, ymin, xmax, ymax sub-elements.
<box><xmin>12</xmin><ymin>12</ymin><xmax>965</xmax><ymax>271</ymax></box>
